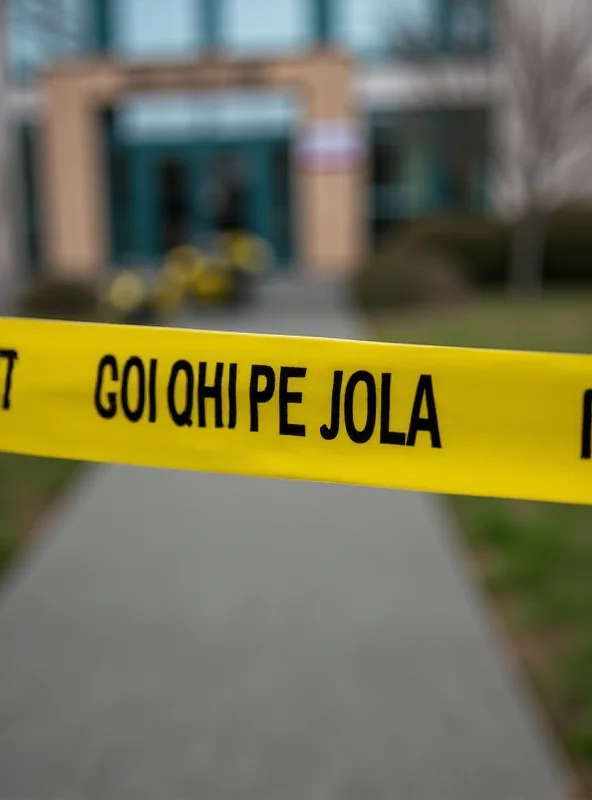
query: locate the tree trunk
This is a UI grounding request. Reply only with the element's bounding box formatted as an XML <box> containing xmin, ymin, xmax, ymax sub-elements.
<box><xmin>508</xmin><ymin>205</ymin><xmax>547</xmax><ymax>297</ymax></box>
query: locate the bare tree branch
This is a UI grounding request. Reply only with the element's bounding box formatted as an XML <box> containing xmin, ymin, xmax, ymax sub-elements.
<box><xmin>385</xmin><ymin>0</ymin><xmax>592</xmax><ymax>294</ymax></box>
<box><xmin>498</xmin><ymin>0</ymin><xmax>592</xmax><ymax>211</ymax></box>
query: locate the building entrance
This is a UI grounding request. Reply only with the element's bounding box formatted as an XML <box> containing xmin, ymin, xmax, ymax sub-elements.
<box><xmin>41</xmin><ymin>53</ymin><xmax>362</xmax><ymax>278</ymax></box>
<box><xmin>109</xmin><ymin>137</ymin><xmax>292</xmax><ymax>267</ymax></box>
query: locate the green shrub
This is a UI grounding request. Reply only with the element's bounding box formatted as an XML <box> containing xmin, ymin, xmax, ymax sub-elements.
<box><xmin>402</xmin><ymin>213</ymin><xmax>512</xmax><ymax>286</ymax></box>
<box><xmin>354</xmin><ymin>205</ymin><xmax>592</xmax><ymax>311</ymax></box>
<box><xmin>353</xmin><ymin>239</ymin><xmax>472</xmax><ymax>311</ymax></box>
<box><xmin>544</xmin><ymin>205</ymin><xmax>592</xmax><ymax>284</ymax></box>
<box><xmin>19</xmin><ymin>278</ymin><xmax>99</xmax><ymax>321</ymax></box>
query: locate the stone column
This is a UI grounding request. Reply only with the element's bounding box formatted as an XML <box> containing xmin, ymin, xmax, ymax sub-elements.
<box><xmin>39</xmin><ymin>73</ymin><xmax>109</xmax><ymax>280</ymax></box>
<box><xmin>295</xmin><ymin>56</ymin><xmax>367</xmax><ymax>274</ymax></box>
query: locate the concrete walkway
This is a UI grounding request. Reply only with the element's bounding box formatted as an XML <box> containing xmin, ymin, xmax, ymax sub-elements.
<box><xmin>0</xmin><ymin>276</ymin><xmax>567</xmax><ymax>800</ymax></box>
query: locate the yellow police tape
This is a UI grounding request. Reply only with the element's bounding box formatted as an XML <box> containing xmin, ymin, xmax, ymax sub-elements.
<box><xmin>1</xmin><ymin>315</ymin><xmax>592</xmax><ymax>505</ymax></box>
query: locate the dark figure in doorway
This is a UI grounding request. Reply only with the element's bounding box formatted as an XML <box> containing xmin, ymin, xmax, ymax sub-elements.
<box><xmin>216</xmin><ymin>184</ymin><xmax>243</xmax><ymax>232</ymax></box>
<box><xmin>214</xmin><ymin>183</ymin><xmax>254</xmax><ymax>307</ymax></box>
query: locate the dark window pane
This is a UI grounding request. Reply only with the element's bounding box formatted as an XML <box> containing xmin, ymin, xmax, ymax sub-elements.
<box><xmin>446</xmin><ymin>0</ymin><xmax>491</xmax><ymax>54</ymax></box>
<box><xmin>111</xmin><ymin>152</ymin><xmax>132</xmax><ymax>257</ymax></box>
<box><xmin>370</xmin><ymin>112</ymin><xmax>433</xmax><ymax>223</ymax></box>
<box><xmin>209</xmin><ymin>153</ymin><xmax>251</xmax><ymax>232</ymax></box>
<box><xmin>435</xmin><ymin>107</ymin><xmax>489</xmax><ymax>211</ymax></box>
<box><xmin>158</xmin><ymin>159</ymin><xmax>189</xmax><ymax>251</ymax></box>
<box><xmin>271</xmin><ymin>141</ymin><xmax>292</xmax><ymax>257</ymax></box>
<box><xmin>371</xmin><ymin>127</ymin><xmax>402</xmax><ymax>188</ymax></box>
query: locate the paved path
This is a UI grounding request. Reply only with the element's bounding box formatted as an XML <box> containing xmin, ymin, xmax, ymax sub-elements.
<box><xmin>0</xmin><ymin>277</ymin><xmax>567</xmax><ymax>800</ymax></box>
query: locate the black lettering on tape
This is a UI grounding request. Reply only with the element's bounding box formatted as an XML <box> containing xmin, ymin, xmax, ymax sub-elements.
<box><xmin>581</xmin><ymin>389</ymin><xmax>592</xmax><ymax>459</ymax></box>
<box><xmin>148</xmin><ymin>358</ymin><xmax>158</xmax><ymax>423</ymax></box>
<box><xmin>121</xmin><ymin>356</ymin><xmax>146</xmax><ymax>423</ymax></box>
<box><xmin>249</xmin><ymin>365</ymin><xmax>276</xmax><ymax>432</ymax></box>
<box><xmin>344</xmin><ymin>370</ymin><xmax>377</xmax><ymax>445</ymax></box>
<box><xmin>380</xmin><ymin>373</ymin><xmax>406</xmax><ymax>446</ymax></box>
<box><xmin>320</xmin><ymin>370</ymin><xmax>343</xmax><ymax>441</ymax></box>
<box><xmin>198</xmin><ymin>362</ymin><xmax>224</xmax><ymax>429</ymax></box>
<box><xmin>0</xmin><ymin>348</ymin><xmax>18</xmax><ymax>411</ymax></box>
<box><xmin>279</xmin><ymin>366</ymin><xmax>307</xmax><ymax>437</ymax></box>
<box><xmin>168</xmin><ymin>360</ymin><xmax>194</xmax><ymax>427</ymax></box>
<box><xmin>407</xmin><ymin>374</ymin><xmax>441</xmax><ymax>448</ymax></box>
<box><xmin>95</xmin><ymin>355</ymin><xmax>118</xmax><ymax>420</ymax></box>
<box><xmin>228</xmin><ymin>362</ymin><xmax>238</xmax><ymax>430</ymax></box>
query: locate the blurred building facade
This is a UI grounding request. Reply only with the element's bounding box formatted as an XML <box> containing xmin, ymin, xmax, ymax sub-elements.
<box><xmin>7</xmin><ymin>0</ymin><xmax>493</xmax><ymax>278</ymax></box>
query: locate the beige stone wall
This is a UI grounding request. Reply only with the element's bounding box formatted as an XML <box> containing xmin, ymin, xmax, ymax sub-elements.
<box><xmin>39</xmin><ymin>52</ymin><xmax>366</xmax><ymax>280</ymax></box>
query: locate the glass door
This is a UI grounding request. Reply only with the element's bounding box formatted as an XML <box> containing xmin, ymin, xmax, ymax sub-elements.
<box><xmin>197</xmin><ymin>138</ymin><xmax>293</xmax><ymax>266</ymax></box>
<box><xmin>121</xmin><ymin>138</ymin><xmax>293</xmax><ymax>267</ymax></box>
<box><xmin>269</xmin><ymin>139</ymin><xmax>293</xmax><ymax>266</ymax></box>
<box><xmin>197</xmin><ymin>142</ymin><xmax>258</xmax><ymax>240</ymax></box>
<box><xmin>127</xmin><ymin>143</ymin><xmax>195</xmax><ymax>263</ymax></box>
<box><xmin>156</xmin><ymin>157</ymin><xmax>191</xmax><ymax>252</ymax></box>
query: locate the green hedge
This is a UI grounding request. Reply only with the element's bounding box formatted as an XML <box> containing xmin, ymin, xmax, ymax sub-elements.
<box><xmin>544</xmin><ymin>206</ymin><xmax>592</xmax><ymax>283</ymax></box>
<box><xmin>355</xmin><ymin>206</ymin><xmax>592</xmax><ymax>310</ymax></box>
<box><xmin>400</xmin><ymin>213</ymin><xmax>511</xmax><ymax>286</ymax></box>
<box><xmin>19</xmin><ymin>278</ymin><xmax>99</xmax><ymax>321</ymax></box>
<box><xmin>352</xmin><ymin>235</ymin><xmax>473</xmax><ymax>311</ymax></box>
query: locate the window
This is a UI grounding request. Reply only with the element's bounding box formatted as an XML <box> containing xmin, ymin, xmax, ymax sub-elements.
<box><xmin>211</xmin><ymin>92</ymin><xmax>297</xmax><ymax>139</ymax></box>
<box><xmin>370</xmin><ymin>113</ymin><xmax>433</xmax><ymax>223</ymax></box>
<box><xmin>157</xmin><ymin>159</ymin><xmax>190</xmax><ymax>251</ymax></box>
<box><xmin>117</xmin><ymin>91</ymin><xmax>297</xmax><ymax>143</ymax></box>
<box><xmin>443</xmin><ymin>0</ymin><xmax>491</xmax><ymax>55</ymax></box>
<box><xmin>116</xmin><ymin>95</ymin><xmax>199</xmax><ymax>142</ymax></box>
<box><xmin>332</xmin><ymin>0</ymin><xmax>491</xmax><ymax>60</ymax></box>
<box><xmin>220</xmin><ymin>0</ymin><xmax>311</xmax><ymax>55</ymax></box>
<box><xmin>369</xmin><ymin>107</ymin><xmax>489</xmax><ymax>241</ymax></box>
<box><xmin>7</xmin><ymin>0</ymin><xmax>87</xmax><ymax>81</ymax></box>
<box><xmin>271</xmin><ymin>141</ymin><xmax>292</xmax><ymax>259</ymax></box>
<box><xmin>109</xmin><ymin>152</ymin><xmax>133</xmax><ymax>259</ymax></box>
<box><xmin>434</xmin><ymin>107</ymin><xmax>489</xmax><ymax>210</ymax></box>
<box><xmin>372</xmin><ymin>124</ymin><xmax>402</xmax><ymax>189</ymax></box>
<box><xmin>333</xmin><ymin>0</ymin><xmax>432</xmax><ymax>60</ymax></box>
<box><xmin>110</xmin><ymin>0</ymin><xmax>199</xmax><ymax>58</ymax></box>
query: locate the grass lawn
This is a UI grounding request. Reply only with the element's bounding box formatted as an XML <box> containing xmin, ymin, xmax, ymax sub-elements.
<box><xmin>374</xmin><ymin>290</ymin><xmax>592</xmax><ymax>796</ymax></box>
<box><xmin>0</xmin><ymin>454</ymin><xmax>81</xmax><ymax>579</ymax></box>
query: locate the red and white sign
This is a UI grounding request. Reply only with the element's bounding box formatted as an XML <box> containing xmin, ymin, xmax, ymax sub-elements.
<box><xmin>296</xmin><ymin>120</ymin><xmax>366</xmax><ymax>172</ymax></box>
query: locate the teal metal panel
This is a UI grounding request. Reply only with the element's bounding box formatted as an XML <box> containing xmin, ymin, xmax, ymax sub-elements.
<box><xmin>268</xmin><ymin>139</ymin><xmax>293</xmax><ymax>266</ymax></box>
<box><xmin>435</xmin><ymin>0</ymin><xmax>493</xmax><ymax>56</ymax></box>
<box><xmin>89</xmin><ymin>0</ymin><xmax>110</xmax><ymax>51</ymax></box>
<box><xmin>436</xmin><ymin>0</ymin><xmax>451</xmax><ymax>54</ymax></box>
<box><xmin>103</xmin><ymin>110</ymin><xmax>116</xmax><ymax>263</ymax></box>
<box><xmin>196</xmin><ymin>140</ymin><xmax>216</xmax><ymax>237</ymax></box>
<box><xmin>201</xmin><ymin>0</ymin><xmax>221</xmax><ymax>48</ymax></box>
<box><xmin>429</xmin><ymin>109</ymin><xmax>447</xmax><ymax>211</ymax></box>
<box><xmin>130</xmin><ymin>148</ymin><xmax>157</xmax><ymax>261</ymax></box>
<box><xmin>254</xmin><ymin>141</ymin><xmax>272</xmax><ymax>244</ymax></box>
<box><xmin>313</xmin><ymin>0</ymin><xmax>332</xmax><ymax>43</ymax></box>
